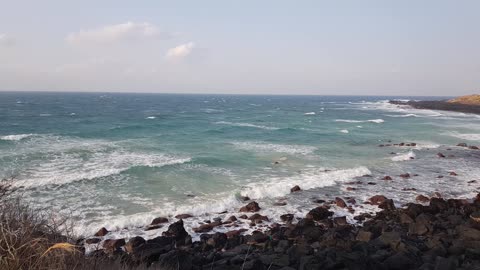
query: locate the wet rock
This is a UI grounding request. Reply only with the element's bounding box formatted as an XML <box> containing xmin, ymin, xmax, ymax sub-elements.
<box><xmin>448</xmin><ymin>171</ymin><xmax>458</xmax><ymax>176</ymax></box>
<box><xmin>367</xmin><ymin>182</ymin><xmax>377</xmax><ymax>185</ymax></box>
<box><xmin>175</xmin><ymin>214</ymin><xmax>193</xmax><ymax>219</ymax></box>
<box><xmin>94</xmin><ymin>227</ymin><xmax>109</xmax><ymax>237</ymax></box>
<box><xmin>457</xmin><ymin>143</ymin><xmax>468</xmax><ymax>147</ymax></box>
<box><xmin>346</xmin><ymin>187</ymin><xmax>357</xmax><ymax>191</ymax></box>
<box><xmin>280</xmin><ymin>214</ymin><xmax>294</xmax><ymax>222</ymax></box>
<box><xmin>227</xmin><ymin>215</ymin><xmax>237</xmax><ymax>222</ymax></box>
<box><xmin>347</xmin><ymin>198</ymin><xmax>356</xmax><ymax>204</ymax></box>
<box><xmin>416</xmin><ymin>195</ymin><xmax>430</xmax><ymax>203</ymax></box>
<box><xmin>125</xmin><ymin>236</ymin><xmax>146</xmax><ymax>253</ymax></box>
<box><xmin>290</xmin><ymin>185</ymin><xmax>301</xmax><ymax>192</ymax></box>
<box><xmin>369</xmin><ymin>195</ymin><xmax>388</xmax><ymax>205</ymax></box>
<box><xmin>469</xmin><ymin>145</ymin><xmax>479</xmax><ymax>150</ymax></box>
<box><xmin>402</xmin><ymin>188</ymin><xmax>417</xmax><ymax>191</ymax></box>
<box><xmin>437</xmin><ymin>153</ymin><xmax>446</xmax><ymax>158</ymax></box>
<box><xmin>239</xmin><ymin>201</ymin><xmax>261</xmax><ymax>212</ymax></box>
<box><xmin>306</xmin><ymin>206</ymin><xmax>333</xmax><ymax>221</ymax></box>
<box><xmin>333</xmin><ymin>216</ymin><xmax>347</xmax><ymax>226</ymax></box>
<box><xmin>400</xmin><ymin>173</ymin><xmax>411</xmax><ymax>179</ymax></box>
<box><xmin>151</xmin><ymin>217</ymin><xmax>168</xmax><ymax>225</ymax></box>
<box><xmin>429</xmin><ymin>198</ymin><xmax>448</xmax><ymax>213</ymax></box>
<box><xmin>335</xmin><ymin>197</ymin><xmax>347</xmax><ymax>208</ymax></box>
<box><xmin>248</xmin><ymin>213</ymin><xmax>269</xmax><ymax>222</ymax></box>
<box><xmin>313</xmin><ymin>199</ymin><xmax>326</xmax><ymax>203</ymax></box>
<box><xmin>240</xmin><ymin>196</ymin><xmax>250</xmax><ymax>201</ymax></box>
<box><xmin>193</xmin><ymin>221</ymin><xmax>222</xmax><ymax>233</ymax></box>
<box><xmin>103</xmin><ymin>238</ymin><xmax>126</xmax><ymax>252</ymax></box>
<box><xmin>162</xmin><ymin>219</ymin><xmax>189</xmax><ymax>242</ymax></box>
<box><xmin>85</xmin><ymin>238</ymin><xmax>101</xmax><ymax>244</ymax></box>
<box><xmin>379</xmin><ymin>199</ymin><xmax>396</xmax><ymax>211</ymax></box>
<box><xmin>382</xmin><ymin>176</ymin><xmax>393</xmax><ymax>180</ymax></box>
<box><xmin>239</xmin><ymin>214</ymin><xmax>248</xmax><ymax>219</ymax></box>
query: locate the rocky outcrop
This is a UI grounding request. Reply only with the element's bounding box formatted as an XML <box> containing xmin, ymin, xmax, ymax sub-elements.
<box><xmin>88</xmin><ymin>193</ymin><xmax>480</xmax><ymax>270</ymax></box>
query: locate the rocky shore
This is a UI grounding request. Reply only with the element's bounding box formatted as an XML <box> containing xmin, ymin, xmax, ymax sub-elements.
<box><xmin>389</xmin><ymin>99</ymin><xmax>480</xmax><ymax>115</ymax></box>
<box><xmin>80</xmin><ymin>191</ymin><xmax>480</xmax><ymax>269</ymax></box>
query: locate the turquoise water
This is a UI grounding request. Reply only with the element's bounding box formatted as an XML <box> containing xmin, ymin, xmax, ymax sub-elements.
<box><xmin>0</xmin><ymin>92</ymin><xmax>479</xmax><ymax>238</ymax></box>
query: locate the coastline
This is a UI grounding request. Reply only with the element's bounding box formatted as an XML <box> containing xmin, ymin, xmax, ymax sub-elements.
<box><xmin>389</xmin><ymin>100</ymin><xmax>480</xmax><ymax>115</ymax></box>
<box><xmin>79</xmin><ymin>141</ymin><xmax>480</xmax><ymax>270</ymax></box>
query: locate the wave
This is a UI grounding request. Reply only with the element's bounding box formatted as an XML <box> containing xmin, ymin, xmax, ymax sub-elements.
<box><xmin>145</xmin><ymin>116</ymin><xmax>156</xmax><ymax>119</ymax></box>
<box><xmin>335</xmin><ymin>119</ymin><xmax>384</xmax><ymax>124</ymax></box>
<box><xmin>445</xmin><ymin>132</ymin><xmax>480</xmax><ymax>141</ymax></box>
<box><xmin>215</xmin><ymin>121</ymin><xmax>279</xmax><ymax>130</ymax></box>
<box><xmin>340</xmin><ymin>129</ymin><xmax>349</xmax><ymax>134</ymax></box>
<box><xmin>16</xmin><ymin>151</ymin><xmax>191</xmax><ymax>188</ymax></box>
<box><xmin>391</xmin><ymin>151</ymin><xmax>416</xmax><ymax>161</ymax></box>
<box><xmin>231</xmin><ymin>141</ymin><xmax>317</xmax><ymax>155</ymax></box>
<box><xmin>240</xmin><ymin>166</ymin><xmax>371</xmax><ymax>199</ymax></box>
<box><xmin>0</xmin><ymin>134</ymin><xmax>35</xmax><ymax>141</ymax></box>
<box><xmin>385</xmin><ymin>113</ymin><xmax>418</xmax><ymax>118</ymax></box>
<box><xmin>304</xmin><ymin>112</ymin><xmax>316</xmax><ymax>115</ymax></box>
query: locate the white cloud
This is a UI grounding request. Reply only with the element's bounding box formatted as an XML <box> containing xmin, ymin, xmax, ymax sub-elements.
<box><xmin>166</xmin><ymin>42</ymin><xmax>195</xmax><ymax>61</ymax></box>
<box><xmin>0</xmin><ymin>33</ymin><xmax>14</xmax><ymax>47</ymax></box>
<box><xmin>66</xmin><ymin>22</ymin><xmax>163</xmax><ymax>45</ymax></box>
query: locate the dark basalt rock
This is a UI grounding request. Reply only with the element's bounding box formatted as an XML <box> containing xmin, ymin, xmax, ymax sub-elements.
<box><xmin>94</xmin><ymin>227</ymin><xmax>109</xmax><ymax>237</ymax></box>
<box><xmin>306</xmin><ymin>206</ymin><xmax>334</xmax><ymax>221</ymax></box>
<box><xmin>125</xmin><ymin>236</ymin><xmax>146</xmax><ymax>253</ymax></box>
<box><xmin>239</xmin><ymin>201</ymin><xmax>261</xmax><ymax>212</ymax></box>
<box><xmin>290</xmin><ymin>185</ymin><xmax>301</xmax><ymax>192</ymax></box>
<box><xmin>175</xmin><ymin>214</ymin><xmax>193</xmax><ymax>219</ymax></box>
<box><xmin>369</xmin><ymin>195</ymin><xmax>388</xmax><ymax>205</ymax></box>
<box><xmin>150</xmin><ymin>217</ymin><xmax>168</xmax><ymax>225</ymax></box>
<box><xmin>335</xmin><ymin>197</ymin><xmax>347</xmax><ymax>208</ymax></box>
<box><xmin>280</xmin><ymin>214</ymin><xmax>294</xmax><ymax>222</ymax></box>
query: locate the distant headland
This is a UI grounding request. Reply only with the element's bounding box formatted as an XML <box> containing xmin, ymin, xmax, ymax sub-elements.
<box><xmin>390</xmin><ymin>94</ymin><xmax>480</xmax><ymax>114</ymax></box>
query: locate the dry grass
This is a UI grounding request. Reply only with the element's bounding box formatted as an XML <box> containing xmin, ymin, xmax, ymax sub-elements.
<box><xmin>0</xmin><ymin>179</ymin><xmax>107</xmax><ymax>270</ymax></box>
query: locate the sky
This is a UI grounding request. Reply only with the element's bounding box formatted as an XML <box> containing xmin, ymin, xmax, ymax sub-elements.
<box><xmin>0</xmin><ymin>0</ymin><xmax>479</xmax><ymax>96</ymax></box>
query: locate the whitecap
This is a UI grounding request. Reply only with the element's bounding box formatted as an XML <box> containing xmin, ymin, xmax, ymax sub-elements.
<box><xmin>335</xmin><ymin>119</ymin><xmax>384</xmax><ymax>124</ymax></box>
<box><xmin>444</xmin><ymin>132</ymin><xmax>480</xmax><ymax>141</ymax></box>
<box><xmin>146</xmin><ymin>116</ymin><xmax>156</xmax><ymax>119</ymax></box>
<box><xmin>231</xmin><ymin>141</ymin><xmax>317</xmax><ymax>155</ymax></box>
<box><xmin>241</xmin><ymin>166</ymin><xmax>371</xmax><ymax>199</ymax></box>
<box><xmin>0</xmin><ymin>134</ymin><xmax>34</xmax><ymax>141</ymax></box>
<box><xmin>340</xmin><ymin>129</ymin><xmax>349</xmax><ymax>134</ymax></box>
<box><xmin>391</xmin><ymin>151</ymin><xmax>416</xmax><ymax>161</ymax></box>
<box><xmin>215</xmin><ymin>121</ymin><xmax>279</xmax><ymax>130</ymax></box>
<box><xmin>304</xmin><ymin>112</ymin><xmax>316</xmax><ymax>115</ymax></box>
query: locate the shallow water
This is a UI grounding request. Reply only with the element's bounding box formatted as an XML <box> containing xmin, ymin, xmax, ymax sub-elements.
<box><xmin>0</xmin><ymin>92</ymin><xmax>479</xmax><ymax>240</ymax></box>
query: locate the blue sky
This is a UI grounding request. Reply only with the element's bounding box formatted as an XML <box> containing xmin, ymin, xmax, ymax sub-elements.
<box><xmin>0</xmin><ymin>0</ymin><xmax>479</xmax><ymax>95</ymax></box>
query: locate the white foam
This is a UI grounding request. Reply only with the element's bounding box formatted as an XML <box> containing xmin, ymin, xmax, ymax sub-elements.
<box><xmin>231</xmin><ymin>141</ymin><xmax>317</xmax><ymax>155</ymax></box>
<box><xmin>385</xmin><ymin>113</ymin><xmax>418</xmax><ymax>118</ymax></box>
<box><xmin>304</xmin><ymin>112</ymin><xmax>316</xmax><ymax>115</ymax></box>
<box><xmin>241</xmin><ymin>166</ymin><xmax>371</xmax><ymax>199</ymax></box>
<box><xmin>215</xmin><ymin>121</ymin><xmax>279</xmax><ymax>130</ymax></box>
<box><xmin>340</xmin><ymin>129</ymin><xmax>349</xmax><ymax>134</ymax></box>
<box><xmin>335</xmin><ymin>119</ymin><xmax>384</xmax><ymax>124</ymax></box>
<box><xmin>391</xmin><ymin>150</ymin><xmax>416</xmax><ymax>161</ymax></box>
<box><xmin>0</xmin><ymin>134</ymin><xmax>34</xmax><ymax>141</ymax></box>
<box><xmin>146</xmin><ymin>116</ymin><xmax>156</xmax><ymax>119</ymax></box>
<box><xmin>445</xmin><ymin>132</ymin><xmax>480</xmax><ymax>141</ymax></box>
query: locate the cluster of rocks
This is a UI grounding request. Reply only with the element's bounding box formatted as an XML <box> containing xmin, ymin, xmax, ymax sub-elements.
<box><xmin>378</xmin><ymin>142</ymin><xmax>417</xmax><ymax>148</ymax></box>
<box><xmin>82</xmin><ymin>193</ymin><xmax>480</xmax><ymax>270</ymax></box>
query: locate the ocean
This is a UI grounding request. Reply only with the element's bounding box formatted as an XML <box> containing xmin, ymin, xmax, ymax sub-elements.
<box><xmin>0</xmin><ymin>92</ymin><xmax>479</xmax><ymax>240</ymax></box>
